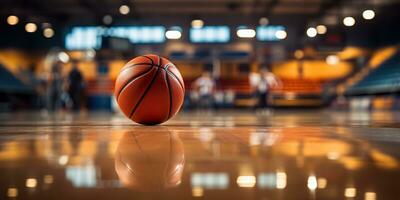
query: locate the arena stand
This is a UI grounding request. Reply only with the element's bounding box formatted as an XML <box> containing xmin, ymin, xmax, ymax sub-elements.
<box><xmin>331</xmin><ymin>46</ymin><xmax>400</xmax><ymax>110</ymax></box>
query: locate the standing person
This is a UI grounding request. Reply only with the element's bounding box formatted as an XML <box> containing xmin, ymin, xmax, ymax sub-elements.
<box><xmin>67</xmin><ymin>60</ymin><xmax>84</xmax><ymax>111</ymax></box>
<box><xmin>249</xmin><ymin>68</ymin><xmax>281</xmax><ymax>109</ymax></box>
<box><xmin>193</xmin><ymin>71</ymin><xmax>215</xmax><ymax>109</ymax></box>
<box><xmin>47</xmin><ymin>61</ymin><xmax>63</xmax><ymax>111</ymax></box>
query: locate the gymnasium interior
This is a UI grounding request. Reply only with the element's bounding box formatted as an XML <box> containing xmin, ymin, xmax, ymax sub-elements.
<box><xmin>1</xmin><ymin>0</ymin><xmax>400</xmax><ymax>199</ymax></box>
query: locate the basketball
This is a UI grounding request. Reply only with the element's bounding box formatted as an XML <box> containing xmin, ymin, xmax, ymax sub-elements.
<box><xmin>114</xmin><ymin>54</ymin><xmax>185</xmax><ymax>125</ymax></box>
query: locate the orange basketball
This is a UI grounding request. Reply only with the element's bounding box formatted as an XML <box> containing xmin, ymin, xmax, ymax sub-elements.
<box><xmin>114</xmin><ymin>54</ymin><xmax>185</xmax><ymax>125</ymax></box>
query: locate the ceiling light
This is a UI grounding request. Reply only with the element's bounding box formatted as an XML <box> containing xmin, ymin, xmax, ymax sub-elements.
<box><xmin>119</xmin><ymin>5</ymin><xmax>130</xmax><ymax>15</ymax></box>
<box><xmin>237</xmin><ymin>28</ymin><xmax>256</xmax><ymax>38</ymax></box>
<box><xmin>306</xmin><ymin>27</ymin><xmax>317</xmax><ymax>37</ymax></box>
<box><xmin>316</xmin><ymin>25</ymin><xmax>327</xmax><ymax>34</ymax></box>
<box><xmin>236</xmin><ymin>176</ymin><xmax>256</xmax><ymax>187</ymax></box>
<box><xmin>25</xmin><ymin>23</ymin><xmax>37</xmax><ymax>33</ymax></box>
<box><xmin>7</xmin><ymin>15</ymin><xmax>19</xmax><ymax>25</ymax></box>
<box><xmin>191</xmin><ymin>19</ymin><xmax>204</xmax><ymax>28</ymax></box>
<box><xmin>7</xmin><ymin>188</ymin><xmax>18</xmax><ymax>198</ymax></box>
<box><xmin>343</xmin><ymin>17</ymin><xmax>355</xmax><ymax>26</ymax></box>
<box><xmin>259</xmin><ymin>17</ymin><xmax>269</xmax><ymax>26</ymax></box>
<box><xmin>58</xmin><ymin>52</ymin><xmax>70</xmax><ymax>63</ymax></box>
<box><xmin>26</xmin><ymin>178</ymin><xmax>37</xmax><ymax>188</ymax></box>
<box><xmin>103</xmin><ymin>15</ymin><xmax>113</xmax><ymax>25</ymax></box>
<box><xmin>43</xmin><ymin>28</ymin><xmax>54</xmax><ymax>38</ymax></box>
<box><xmin>362</xmin><ymin>10</ymin><xmax>375</xmax><ymax>20</ymax></box>
<box><xmin>275</xmin><ymin>30</ymin><xmax>287</xmax><ymax>40</ymax></box>
<box><xmin>165</xmin><ymin>30</ymin><xmax>182</xmax><ymax>39</ymax></box>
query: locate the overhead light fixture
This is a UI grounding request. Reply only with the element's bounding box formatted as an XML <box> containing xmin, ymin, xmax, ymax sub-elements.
<box><xmin>43</xmin><ymin>28</ymin><xmax>54</xmax><ymax>38</ymax></box>
<box><xmin>58</xmin><ymin>52</ymin><xmax>70</xmax><ymax>63</ymax></box>
<box><xmin>103</xmin><ymin>15</ymin><xmax>113</xmax><ymax>25</ymax></box>
<box><xmin>259</xmin><ymin>17</ymin><xmax>269</xmax><ymax>26</ymax></box>
<box><xmin>326</xmin><ymin>55</ymin><xmax>339</xmax><ymax>65</ymax></box>
<box><xmin>165</xmin><ymin>27</ymin><xmax>182</xmax><ymax>39</ymax></box>
<box><xmin>316</xmin><ymin>25</ymin><xmax>327</xmax><ymax>34</ymax></box>
<box><xmin>26</xmin><ymin>178</ymin><xmax>38</xmax><ymax>188</ymax></box>
<box><xmin>237</xmin><ymin>28</ymin><xmax>256</xmax><ymax>38</ymax></box>
<box><xmin>275</xmin><ymin>30</ymin><xmax>287</xmax><ymax>40</ymax></box>
<box><xmin>306</xmin><ymin>27</ymin><xmax>317</xmax><ymax>38</ymax></box>
<box><xmin>25</xmin><ymin>23</ymin><xmax>37</xmax><ymax>33</ymax></box>
<box><xmin>343</xmin><ymin>17</ymin><xmax>355</xmax><ymax>26</ymax></box>
<box><xmin>362</xmin><ymin>10</ymin><xmax>375</xmax><ymax>20</ymax></box>
<box><xmin>191</xmin><ymin>19</ymin><xmax>204</xmax><ymax>28</ymax></box>
<box><xmin>236</xmin><ymin>176</ymin><xmax>256</xmax><ymax>187</ymax></box>
<box><xmin>7</xmin><ymin>15</ymin><xmax>19</xmax><ymax>25</ymax></box>
<box><xmin>119</xmin><ymin>5</ymin><xmax>130</xmax><ymax>15</ymax></box>
<box><xmin>7</xmin><ymin>188</ymin><xmax>18</xmax><ymax>198</ymax></box>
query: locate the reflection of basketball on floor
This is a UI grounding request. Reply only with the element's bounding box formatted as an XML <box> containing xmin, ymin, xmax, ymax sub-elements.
<box><xmin>114</xmin><ymin>54</ymin><xmax>185</xmax><ymax>125</ymax></box>
<box><xmin>114</xmin><ymin>128</ymin><xmax>185</xmax><ymax>191</ymax></box>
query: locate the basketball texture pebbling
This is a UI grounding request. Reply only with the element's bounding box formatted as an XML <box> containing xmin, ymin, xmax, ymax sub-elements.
<box><xmin>114</xmin><ymin>54</ymin><xmax>185</xmax><ymax>125</ymax></box>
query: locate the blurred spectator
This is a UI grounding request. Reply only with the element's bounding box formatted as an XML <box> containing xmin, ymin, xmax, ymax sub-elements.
<box><xmin>47</xmin><ymin>61</ymin><xmax>63</xmax><ymax>111</ymax></box>
<box><xmin>67</xmin><ymin>60</ymin><xmax>84</xmax><ymax>111</ymax></box>
<box><xmin>249</xmin><ymin>68</ymin><xmax>281</xmax><ymax>109</ymax></box>
<box><xmin>18</xmin><ymin>64</ymin><xmax>46</xmax><ymax>109</ymax></box>
<box><xmin>193</xmin><ymin>71</ymin><xmax>215</xmax><ymax>109</ymax></box>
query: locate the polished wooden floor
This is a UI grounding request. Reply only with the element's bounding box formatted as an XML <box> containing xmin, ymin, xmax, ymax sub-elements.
<box><xmin>0</xmin><ymin>110</ymin><xmax>400</xmax><ymax>200</ymax></box>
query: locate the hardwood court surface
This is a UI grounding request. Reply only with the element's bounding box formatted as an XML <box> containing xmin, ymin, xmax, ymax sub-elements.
<box><xmin>0</xmin><ymin>110</ymin><xmax>399</xmax><ymax>200</ymax></box>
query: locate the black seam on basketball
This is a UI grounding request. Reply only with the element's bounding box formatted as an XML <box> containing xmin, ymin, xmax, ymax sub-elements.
<box><xmin>165</xmin><ymin>70</ymin><xmax>173</xmax><ymax>120</ymax></box>
<box><xmin>159</xmin><ymin>56</ymin><xmax>172</xmax><ymax>121</ymax></box>
<box><xmin>116</xmin><ymin>66</ymin><xmax>155</xmax><ymax>101</ymax></box>
<box><xmin>120</xmin><ymin>55</ymin><xmax>154</xmax><ymax>72</ymax></box>
<box><xmin>120</xmin><ymin>63</ymin><xmax>153</xmax><ymax>73</ymax></box>
<box><xmin>128</xmin><ymin>66</ymin><xmax>160</xmax><ymax>119</ymax></box>
<box><xmin>164</xmin><ymin>65</ymin><xmax>184</xmax><ymax>92</ymax></box>
<box><xmin>143</xmin><ymin>55</ymin><xmax>154</xmax><ymax>65</ymax></box>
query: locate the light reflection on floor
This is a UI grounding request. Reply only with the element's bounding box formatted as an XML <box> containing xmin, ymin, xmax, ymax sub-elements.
<box><xmin>0</xmin><ymin>110</ymin><xmax>399</xmax><ymax>200</ymax></box>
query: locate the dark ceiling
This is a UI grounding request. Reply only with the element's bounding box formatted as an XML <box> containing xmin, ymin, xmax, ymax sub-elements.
<box><xmin>0</xmin><ymin>0</ymin><xmax>398</xmax><ymax>23</ymax></box>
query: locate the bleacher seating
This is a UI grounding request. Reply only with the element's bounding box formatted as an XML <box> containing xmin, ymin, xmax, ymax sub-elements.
<box><xmin>0</xmin><ymin>65</ymin><xmax>33</xmax><ymax>93</ymax></box>
<box><xmin>346</xmin><ymin>52</ymin><xmax>400</xmax><ymax>95</ymax></box>
<box><xmin>183</xmin><ymin>77</ymin><xmax>323</xmax><ymax>107</ymax></box>
<box><xmin>271</xmin><ymin>79</ymin><xmax>322</xmax><ymax>94</ymax></box>
<box><xmin>0</xmin><ymin>65</ymin><xmax>34</xmax><ymax>111</ymax></box>
<box><xmin>270</xmin><ymin>79</ymin><xmax>323</xmax><ymax>107</ymax></box>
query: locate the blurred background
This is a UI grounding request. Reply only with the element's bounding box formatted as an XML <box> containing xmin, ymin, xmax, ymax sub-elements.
<box><xmin>0</xmin><ymin>0</ymin><xmax>400</xmax><ymax>112</ymax></box>
<box><xmin>2</xmin><ymin>1</ymin><xmax>400</xmax><ymax>200</ymax></box>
